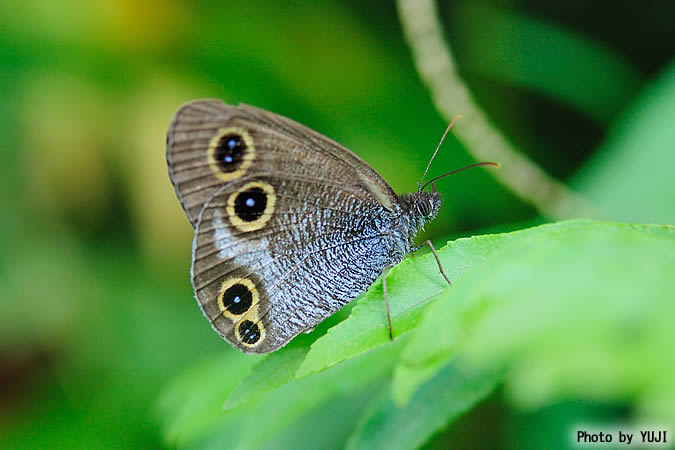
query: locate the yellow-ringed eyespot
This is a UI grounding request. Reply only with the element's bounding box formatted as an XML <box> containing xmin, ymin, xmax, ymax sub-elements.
<box><xmin>226</xmin><ymin>181</ymin><xmax>276</xmax><ymax>232</ymax></box>
<box><xmin>217</xmin><ymin>277</ymin><xmax>257</xmax><ymax>318</ymax></box>
<box><xmin>236</xmin><ymin>319</ymin><xmax>264</xmax><ymax>346</ymax></box>
<box><xmin>207</xmin><ymin>127</ymin><xmax>255</xmax><ymax>181</ymax></box>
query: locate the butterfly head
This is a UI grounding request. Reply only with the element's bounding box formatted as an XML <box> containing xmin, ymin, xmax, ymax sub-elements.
<box><xmin>400</xmin><ymin>183</ymin><xmax>442</xmax><ymax>238</ymax></box>
<box><xmin>413</xmin><ymin>184</ymin><xmax>442</xmax><ymax>222</ymax></box>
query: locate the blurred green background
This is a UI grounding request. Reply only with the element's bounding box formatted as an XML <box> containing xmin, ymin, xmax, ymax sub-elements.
<box><xmin>1</xmin><ymin>0</ymin><xmax>673</xmax><ymax>448</ymax></box>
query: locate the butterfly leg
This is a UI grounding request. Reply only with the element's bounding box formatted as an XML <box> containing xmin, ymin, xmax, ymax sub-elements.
<box><xmin>410</xmin><ymin>241</ymin><xmax>451</xmax><ymax>284</ymax></box>
<box><xmin>382</xmin><ymin>265</ymin><xmax>396</xmax><ymax>341</ymax></box>
<box><xmin>423</xmin><ymin>240</ymin><xmax>452</xmax><ymax>286</ymax></box>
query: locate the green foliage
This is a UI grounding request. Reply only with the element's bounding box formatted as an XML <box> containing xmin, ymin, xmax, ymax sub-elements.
<box><xmin>223</xmin><ymin>307</ymin><xmax>352</xmax><ymax>410</ymax></box>
<box><xmin>158</xmin><ymin>353</ymin><xmax>258</xmax><ymax>446</ymax></box>
<box><xmin>157</xmin><ymin>220</ymin><xmax>674</xmax><ymax>448</ymax></box>
<box><xmin>572</xmin><ymin>60</ymin><xmax>675</xmax><ymax>225</ymax></box>
<box><xmin>1</xmin><ymin>1</ymin><xmax>674</xmax><ymax>448</ymax></box>
<box><xmin>395</xmin><ymin>221</ymin><xmax>675</xmax><ymax>412</ymax></box>
<box><xmin>160</xmin><ymin>337</ymin><xmax>407</xmax><ymax>448</ymax></box>
<box><xmin>345</xmin><ymin>361</ymin><xmax>498</xmax><ymax>450</ymax></box>
<box><xmin>456</xmin><ymin>3</ymin><xmax>643</xmax><ymax>123</ymax></box>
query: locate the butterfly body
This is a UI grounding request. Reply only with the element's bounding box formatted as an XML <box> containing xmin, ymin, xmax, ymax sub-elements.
<box><xmin>167</xmin><ymin>100</ymin><xmax>440</xmax><ymax>353</ymax></box>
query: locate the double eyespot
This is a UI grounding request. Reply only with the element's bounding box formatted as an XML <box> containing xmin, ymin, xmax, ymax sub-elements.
<box><xmin>217</xmin><ymin>277</ymin><xmax>266</xmax><ymax>348</ymax></box>
<box><xmin>237</xmin><ymin>320</ymin><xmax>262</xmax><ymax>346</ymax></box>
<box><xmin>226</xmin><ymin>181</ymin><xmax>276</xmax><ymax>232</ymax></box>
<box><xmin>207</xmin><ymin>127</ymin><xmax>255</xmax><ymax>181</ymax></box>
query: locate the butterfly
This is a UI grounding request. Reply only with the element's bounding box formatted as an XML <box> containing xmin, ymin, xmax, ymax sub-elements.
<box><xmin>166</xmin><ymin>100</ymin><xmax>495</xmax><ymax>353</ymax></box>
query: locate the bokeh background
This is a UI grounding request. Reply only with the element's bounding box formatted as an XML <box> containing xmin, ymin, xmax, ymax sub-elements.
<box><xmin>1</xmin><ymin>0</ymin><xmax>673</xmax><ymax>448</ymax></box>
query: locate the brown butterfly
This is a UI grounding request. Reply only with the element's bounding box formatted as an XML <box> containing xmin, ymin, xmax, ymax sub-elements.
<box><xmin>166</xmin><ymin>100</ymin><xmax>495</xmax><ymax>353</ymax></box>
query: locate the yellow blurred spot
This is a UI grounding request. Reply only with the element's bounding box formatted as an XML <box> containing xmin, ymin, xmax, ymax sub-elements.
<box><xmin>21</xmin><ymin>72</ymin><xmax>113</xmax><ymax>228</ymax></box>
<box><xmin>120</xmin><ymin>75</ymin><xmax>213</xmax><ymax>271</ymax></box>
<box><xmin>0</xmin><ymin>0</ymin><xmax>188</xmax><ymax>52</ymax></box>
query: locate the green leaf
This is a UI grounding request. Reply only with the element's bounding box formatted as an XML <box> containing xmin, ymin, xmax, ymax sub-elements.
<box><xmin>346</xmin><ymin>359</ymin><xmax>498</xmax><ymax>450</ymax></box>
<box><xmin>173</xmin><ymin>338</ymin><xmax>405</xmax><ymax>449</ymax></box>
<box><xmin>156</xmin><ymin>351</ymin><xmax>259</xmax><ymax>447</ymax></box>
<box><xmin>394</xmin><ymin>220</ymin><xmax>675</xmax><ymax>424</ymax></box>
<box><xmin>572</xmin><ymin>60</ymin><xmax>675</xmax><ymax>224</ymax></box>
<box><xmin>391</xmin><ymin>221</ymin><xmax>579</xmax><ymax>404</ymax></box>
<box><xmin>223</xmin><ymin>341</ymin><xmax>308</xmax><ymax>411</ymax></box>
<box><xmin>224</xmin><ymin>303</ymin><xmax>353</xmax><ymax>410</ymax></box>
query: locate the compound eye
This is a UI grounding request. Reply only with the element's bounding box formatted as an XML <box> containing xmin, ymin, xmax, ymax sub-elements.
<box><xmin>427</xmin><ymin>199</ymin><xmax>434</xmax><ymax>216</ymax></box>
<box><xmin>418</xmin><ymin>199</ymin><xmax>431</xmax><ymax>217</ymax></box>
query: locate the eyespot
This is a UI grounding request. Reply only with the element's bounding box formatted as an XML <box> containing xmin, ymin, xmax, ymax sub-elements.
<box><xmin>217</xmin><ymin>278</ymin><xmax>257</xmax><ymax>317</ymax></box>
<box><xmin>208</xmin><ymin>127</ymin><xmax>255</xmax><ymax>181</ymax></box>
<box><xmin>215</xmin><ymin>276</ymin><xmax>267</xmax><ymax>349</ymax></box>
<box><xmin>234</xmin><ymin>187</ymin><xmax>267</xmax><ymax>222</ymax></box>
<box><xmin>215</xmin><ymin>133</ymin><xmax>244</xmax><ymax>170</ymax></box>
<box><xmin>226</xmin><ymin>181</ymin><xmax>276</xmax><ymax>232</ymax></box>
<box><xmin>237</xmin><ymin>320</ymin><xmax>262</xmax><ymax>345</ymax></box>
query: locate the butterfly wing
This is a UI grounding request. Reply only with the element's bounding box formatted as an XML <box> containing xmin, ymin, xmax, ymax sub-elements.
<box><xmin>167</xmin><ymin>100</ymin><xmax>400</xmax><ymax>352</ymax></box>
<box><xmin>167</xmin><ymin>100</ymin><xmax>397</xmax><ymax>227</ymax></box>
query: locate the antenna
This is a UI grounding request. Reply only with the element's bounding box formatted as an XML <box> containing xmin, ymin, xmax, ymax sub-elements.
<box><xmin>418</xmin><ymin>116</ymin><xmax>499</xmax><ymax>192</ymax></box>
<box><xmin>418</xmin><ymin>115</ymin><xmax>462</xmax><ymax>192</ymax></box>
<box><xmin>420</xmin><ymin>161</ymin><xmax>499</xmax><ymax>191</ymax></box>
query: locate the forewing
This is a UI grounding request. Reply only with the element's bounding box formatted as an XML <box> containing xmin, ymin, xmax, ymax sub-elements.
<box><xmin>166</xmin><ymin>100</ymin><xmax>398</xmax><ymax>227</ymax></box>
